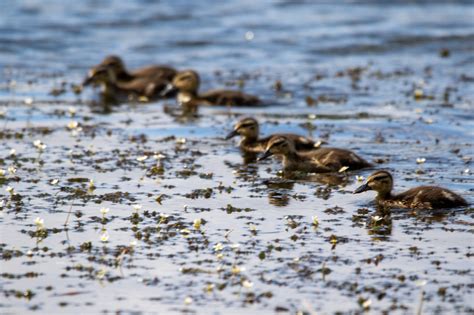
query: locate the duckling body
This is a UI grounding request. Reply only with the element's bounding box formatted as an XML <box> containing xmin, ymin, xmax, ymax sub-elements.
<box><xmin>354</xmin><ymin>171</ymin><xmax>468</xmax><ymax>209</ymax></box>
<box><xmin>297</xmin><ymin>147</ymin><xmax>372</xmax><ymax>172</ymax></box>
<box><xmin>225</xmin><ymin>118</ymin><xmax>319</xmax><ymax>153</ymax></box>
<box><xmin>199</xmin><ymin>89</ymin><xmax>260</xmax><ymax>106</ymax></box>
<box><xmin>258</xmin><ymin>136</ymin><xmax>371</xmax><ymax>173</ymax></box>
<box><xmin>83</xmin><ymin>55</ymin><xmax>176</xmax><ymax>100</ymax></box>
<box><xmin>102</xmin><ymin>77</ymin><xmax>172</xmax><ymax>103</ymax></box>
<box><xmin>167</xmin><ymin>70</ymin><xmax>261</xmax><ymax>108</ymax></box>
<box><xmin>123</xmin><ymin>65</ymin><xmax>176</xmax><ymax>83</ymax></box>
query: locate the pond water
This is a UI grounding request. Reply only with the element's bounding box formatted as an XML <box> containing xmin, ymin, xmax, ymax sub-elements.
<box><xmin>0</xmin><ymin>1</ymin><xmax>473</xmax><ymax>314</ymax></box>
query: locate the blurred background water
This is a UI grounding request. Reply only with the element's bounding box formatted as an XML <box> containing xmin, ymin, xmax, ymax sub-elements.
<box><xmin>1</xmin><ymin>0</ymin><xmax>473</xmax><ymax>76</ymax></box>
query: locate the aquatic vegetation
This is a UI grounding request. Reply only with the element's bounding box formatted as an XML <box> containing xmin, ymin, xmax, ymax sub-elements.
<box><xmin>100</xmin><ymin>231</ymin><xmax>109</xmax><ymax>242</ymax></box>
<box><xmin>34</xmin><ymin>217</ymin><xmax>44</xmax><ymax>229</ymax></box>
<box><xmin>416</xmin><ymin>157</ymin><xmax>426</xmax><ymax>164</ymax></box>
<box><xmin>5</xmin><ymin>186</ymin><xmax>14</xmax><ymax>195</ymax></box>
<box><xmin>33</xmin><ymin>140</ymin><xmax>47</xmax><ymax>151</ymax></box>
<box><xmin>0</xmin><ymin>2</ymin><xmax>472</xmax><ymax>314</ymax></box>
<box><xmin>193</xmin><ymin>218</ymin><xmax>202</xmax><ymax>230</ymax></box>
<box><xmin>100</xmin><ymin>207</ymin><xmax>110</xmax><ymax>221</ymax></box>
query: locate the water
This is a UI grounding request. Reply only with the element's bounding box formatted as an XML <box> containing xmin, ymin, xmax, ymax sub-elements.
<box><xmin>0</xmin><ymin>1</ymin><xmax>473</xmax><ymax>314</ymax></box>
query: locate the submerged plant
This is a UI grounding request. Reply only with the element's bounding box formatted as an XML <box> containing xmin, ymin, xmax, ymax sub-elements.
<box><xmin>100</xmin><ymin>207</ymin><xmax>110</xmax><ymax>221</ymax></box>
<box><xmin>136</xmin><ymin>155</ymin><xmax>148</xmax><ymax>162</ymax></box>
<box><xmin>242</xmin><ymin>280</ymin><xmax>253</xmax><ymax>289</ymax></box>
<box><xmin>193</xmin><ymin>218</ymin><xmax>202</xmax><ymax>230</ymax></box>
<box><xmin>33</xmin><ymin>140</ymin><xmax>47</xmax><ymax>160</ymax></box>
<box><xmin>5</xmin><ymin>186</ymin><xmax>14</xmax><ymax>196</ymax></box>
<box><xmin>7</xmin><ymin>166</ymin><xmax>16</xmax><ymax>175</ymax></box>
<box><xmin>88</xmin><ymin>179</ymin><xmax>96</xmax><ymax>192</ymax></box>
<box><xmin>100</xmin><ymin>231</ymin><xmax>109</xmax><ymax>243</ymax></box>
<box><xmin>34</xmin><ymin>217</ymin><xmax>44</xmax><ymax>229</ymax></box>
<box><xmin>213</xmin><ymin>243</ymin><xmax>224</xmax><ymax>252</ymax></box>
<box><xmin>132</xmin><ymin>204</ymin><xmax>142</xmax><ymax>213</ymax></box>
<box><xmin>33</xmin><ymin>217</ymin><xmax>47</xmax><ymax>243</ymax></box>
<box><xmin>184</xmin><ymin>296</ymin><xmax>193</xmax><ymax>305</ymax></box>
<box><xmin>416</xmin><ymin>157</ymin><xmax>426</xmax><ymax>164</ymax></box>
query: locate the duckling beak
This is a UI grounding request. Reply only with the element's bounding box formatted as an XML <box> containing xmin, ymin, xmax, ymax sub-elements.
<box><xmin>353</xmin><ymin>183</ymin><xmax>371</xmax><ymax>194</ymax></box>
<box><xmin>82</xmin><ymin>74</ymin><xmax>95</xmax><ymax>86</ymax></box>
<box><xmin>225</xmin><ymin>129</ymin><xmax>239</xmax><ymax>140</ymax></box>
<box><xmin>314</xmin><ymin>140</ymin><xmax>329</xmax><ymax>148</ymax></box>
<box><xmin>257</xmin><ymin>150</ymin><xmax>273</xmax><ymax>162</ymax></box>
<box><xmin>82</xmin><ymin>67</ymin><xmax>105</xmax><ymax>86</ymax></box>
<box><xmin>161</xmin><ymin>83</ymin><xmax>177</xmax><ymax>97</ymax></box>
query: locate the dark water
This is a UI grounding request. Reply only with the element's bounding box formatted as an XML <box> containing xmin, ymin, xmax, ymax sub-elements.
<box><xmin>1</xmin><ymin>1</ymin><xmax>473</xmax><ymax>314</ymax></box>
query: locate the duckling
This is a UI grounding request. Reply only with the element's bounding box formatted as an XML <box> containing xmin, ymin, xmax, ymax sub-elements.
<box><xmin>81</xmin><ymin>66</ymin><xmax>134</xmax><ymax>103</ymax></box>
<box><xmin>83</xmin><ymin>55</ymin><xmax>176</xmax><ymax>99</ymax></box>
<box><xmin>162</xmin><ymin>70</ymin><xmax>261</xmax><ymax>108</ymax></box>
<box><xmin>258</xmin><ymin>136</ymin><xmax>371</xmax><ymax>173</ymax></box>
<box><xmin>225</xmin><ymin>117</ymin><xmax>322</xmax><ymax>153</ymax></box>
<box><xmin>353</xmin><ymin>170</ymin><xmax>468</xmax><ymax>209</ymax></box>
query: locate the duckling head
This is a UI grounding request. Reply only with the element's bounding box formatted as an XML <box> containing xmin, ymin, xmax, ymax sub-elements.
<box><xmin>354</xmin><ymin>170</ymin><xmax>393</xmax><ymax>197</ymax></box>
<box><xmin>83</xmin><ymin>55</ymin><xmax>124</xmax><ymax>87</ymax></box>
<box><xmin>82</xmin><ymin>66</ymin><xmax>116</xmax><ymax>88</ymax></box>
<box><xmin>100</xmin><ymin>55</ymin><xmax>126</xmax><ymax>75</ymax></box>
<box><xmin>258</xmin><ymin>136</ymin><xmax>295</xmax><ymax>161</ymax></box>
<box><xmin>171</xmin><ymin>70</ymin><xmax>200</xmax><ymax>94</ymax></box>
<box><xmin>225</xmin><ymin>117</ymin><xmax>259</xmax><ymax>140</ymax></box>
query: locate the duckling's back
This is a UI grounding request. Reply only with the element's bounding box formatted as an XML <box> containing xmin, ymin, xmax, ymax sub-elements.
<box><xmin>308</xmin><ymin>147</ymin><xmax>371</xmax><ymax>171</ymax></box>
<box><xmin>131</xmin><ymin>65</ymin><xmax>176</xmax><ymax>81</ymax></box>
<box><xmin>394</xmin><ymin>186</ymin><xmax>468</xmax><ymax>209</ymax></box>
<box><xmin>200</xmin><ymin>90</ymin><xmax>261</xmax><ymax>106</ymax></box>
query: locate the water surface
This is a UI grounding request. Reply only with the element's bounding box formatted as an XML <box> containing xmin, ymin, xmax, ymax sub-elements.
<box><xmin>1</xmin><ymin>1</ymin><xmax>473</xmax><ymax>314</ymax></box>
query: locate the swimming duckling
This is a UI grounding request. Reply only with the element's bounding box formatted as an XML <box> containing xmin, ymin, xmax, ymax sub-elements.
<box><xmin>83</xmin><ymin>55</ymin><xmax>176</xmax><ymax>99</ymax></box>
<box><xmin>353</xmin><ymin>170</ymin><xmax>468</xmax><ymax>209</ymax></box>
<box><xmin>162</xmin><ymin>70</ymin><xmax>261</xmax><ymax>107</ymax></box>
<box><xmin>258</xmin><ymin>136</ymin><xmax>371</xmax><ymax>173</ymax></box>
<box><xmin>225</xmin><ymin>117</ymin><xmax>322</xmax><ymax>153</ymax></box>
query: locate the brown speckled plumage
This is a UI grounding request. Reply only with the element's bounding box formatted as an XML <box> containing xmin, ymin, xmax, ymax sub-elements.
<box><xmin>258</xmin><ymin>136</ymin><xmax>371</xmax><ymax>173</ymax></box>
<box><xmin>83</xmin><ymin>55</ymin><xmax>176</xmax><ymax>100</ymax></box>
<box><xmin>354</xmin><ymin>170</ymin><xmax>468</xmax><ymax>209</ymax></box>
<box><xmin>226</xmin><ymin>118</ymin><xmax>319</xmax><ymax>153</ymax></box>
<box><xmin>171</xmin><ymin>70</ymin><xmax>261</xmax><ymax>107</ymax></box>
